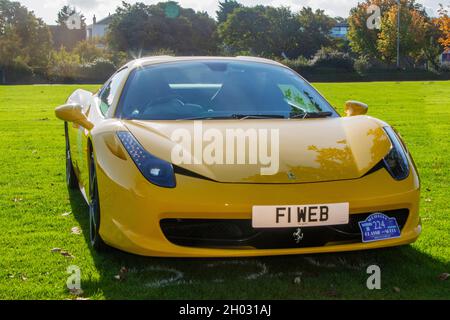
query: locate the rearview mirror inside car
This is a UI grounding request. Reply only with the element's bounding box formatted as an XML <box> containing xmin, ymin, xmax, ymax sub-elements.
<box><xmin>55</xmin><ymin>103</ymin><xmax>94</xmax><ymax>130</ymax></box>
<box><xmin>345</xmin><ymin>101</ymin><xmax>368</xmax><ymax>117</ymax></box>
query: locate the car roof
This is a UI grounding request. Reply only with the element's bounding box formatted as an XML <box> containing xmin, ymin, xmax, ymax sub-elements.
<box><xmin>123</xmin><ymin>56</ymin><xmax>286</xmax><ymax>70</ymax></box>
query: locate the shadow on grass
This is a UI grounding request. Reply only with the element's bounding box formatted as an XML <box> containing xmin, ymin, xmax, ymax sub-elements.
<box><xmin>69</xmin><ymin>189</ymin><xmax>450</xmax><ymax>300</ymax></box>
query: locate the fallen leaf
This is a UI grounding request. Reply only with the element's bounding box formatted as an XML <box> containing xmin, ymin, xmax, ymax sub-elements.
<box><xmin>393</xmin><ymin>287</ymin><xmax>401</xmax><ymax>293</ymax></box>
<box><xmin>62</xmin><ymin>211</ymin><xmax>72</xmax><ymax>217</ymax></box>
<box><xmin>51</xmin><ymin>247</ymin><xmax>74</xmax><ymax>258</ymax></box>
<box><xmin>60</xmin><ymin>251</ymin><xmax>75</xmax><ymax>259</ymax></box>
<box><xmin>438</xmin><ymin>273</ymin><xmax>449</xmax><ymax>281</ymax></box>
<box><xmin>114</xmin><ymin>267</ymin><xmax>128</xmax><ymax>281</ymax></box>
<box><xmin>71</xmin><ymin>227</ymin><xmax>82</xmax><ymax>235</ymax></box>
<box><xmin>21</xmin><ymin>275</ymin><xmax>27</xmax><ymax>281</ymax></box>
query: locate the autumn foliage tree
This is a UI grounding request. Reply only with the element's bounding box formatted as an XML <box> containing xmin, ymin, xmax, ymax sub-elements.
<box><xmin>435</xmin><ymin>5</ymin><xmax>450</xmax><ymax>52</ymax></box>
<box><xmin>348</xmin><ymin>0</ymin><xmax>438</xmax><ymax>66</ymax></box>
<box><xmin>377</xmin><ymin>4</ymin><xmax>429</xmax><ymax>64</ymax></box>
<box><xmin>348</xmin><ymin>0</ymin><xmax>400</xmax><ymax>58</ymax></box>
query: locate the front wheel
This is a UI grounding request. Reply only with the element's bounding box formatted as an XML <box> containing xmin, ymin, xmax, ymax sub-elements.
<box><xmin>89</xmin><ymin>151</ymin><xmax>107</xmax><ymax>251</ymax></box>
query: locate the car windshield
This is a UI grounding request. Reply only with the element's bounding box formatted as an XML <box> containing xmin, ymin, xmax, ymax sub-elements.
<box><xmin>117</xmin><ymin>60</ymin><xmax>337</xmax><ymax>120</ymax></box>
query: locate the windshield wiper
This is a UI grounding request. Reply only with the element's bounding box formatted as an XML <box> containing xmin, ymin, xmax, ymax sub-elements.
<box><xmin>179</xmin><ymin>114</ymin><xmax>286</xmax><ymax>120</ymax></box>
<box><xmin>232</xmin><ymin>114</ymin><xmax>286</xmax><ymax>120</ymax></box>
<box><xmin>290</xmin><ymin>112</ymin><xmax>333</xmax><ymax>119</ymax></box>
<box><xmin>178</xmin><ymin>115</ymin><xmax>235</xmax><ymax>120</ymax></box>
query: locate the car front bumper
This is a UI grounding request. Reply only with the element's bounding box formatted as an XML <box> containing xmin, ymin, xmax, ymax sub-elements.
<box><xmin>95</xmin><ymin>151</ymin><xmax>421</xmax><ymax>257</ymax></box>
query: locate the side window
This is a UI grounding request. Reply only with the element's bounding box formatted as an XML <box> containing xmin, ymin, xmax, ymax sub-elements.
<box><xmin>99</xmin><ymin>68</ymin><xmax>128</xmax><ymax>115</ymax></box>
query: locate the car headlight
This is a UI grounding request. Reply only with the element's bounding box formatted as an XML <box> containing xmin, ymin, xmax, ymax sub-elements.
<box><xmin>383</xmin><ymin>127</ymin><xmax>410</xmax><ymax>181</ymax></box>
<box><xmin>117</xmin><ymin>131</ymin><xmax>176</xmax><ymax>188</ymax></box>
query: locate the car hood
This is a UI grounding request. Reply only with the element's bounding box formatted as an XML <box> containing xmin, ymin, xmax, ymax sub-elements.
<box><xmin>122</xmin><ymin>116</ymin><xmax>391</xmax><ymax>184</ymax></box>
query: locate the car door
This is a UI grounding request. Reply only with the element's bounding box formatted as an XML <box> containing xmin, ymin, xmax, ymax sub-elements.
<box><xmin>66</xmin><ymin>89</ymin><xmax>95</xmax><ymax>183</ymax></box>
<box><xmin>66</xmin><ymin>90</ymin><xmax>96</xmax><ymax>194</ymax></box>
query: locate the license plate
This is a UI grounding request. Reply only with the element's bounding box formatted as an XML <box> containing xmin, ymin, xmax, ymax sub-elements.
<box><xmin>252</xmin><ymin>203</ymin><xmax>349</xmax><ymax>228</ymax></box>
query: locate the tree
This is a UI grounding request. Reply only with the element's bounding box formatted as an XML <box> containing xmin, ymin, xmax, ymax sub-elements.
<box><xmin>348</xmin><ymin>0</ymin><xmax>392</xmax><ymax>58</ymax></box>
<box><xmin>348</xmin><ymin>0</ymin><xmax>424</xmax><ymax>59</ymax></box>
<box><xmin>56</xmin><ymin>5</ymin><xmax>86</xmax><ymax>29</ymax></box>
<box><xmin>295</xmin><ymin>7</ymin><xmax>336</xmax><ymax>58</ymax></box>
<box><xmin>219</xmin><ymin>5</ymin><xmax>303</xmax><ymax>58</ymax></box>
<box><xmin>263</xmin><ymin>6</ymin><xmax>301</xmax><ymax>58</ymax></box>
<box><xmin>218</xmin><ymin>6</ymin><xmax>272</xmax><ymax>56</ymax></box>
<box><xmin>73</xmin><ymin>40</ymin><xmax>106</xmax><ymax>63</ymax></box>
<box><xmin>107</xmin><ymin>2</ymin><xmax>218</xmax><ymax>55</ymax></box>
<box><xmin>47</xmin><ymin>47</ymin><xmax>80</xmax><ymax>80</ymax></box>
<box><xmin>348</xmin><ymin>0</ymin><xmax>438</xmax><ymax>66</ymax></box>
<box><xmin>216</xmin><ymin>0</ymin><xmax>242</xmax><ymax>24</ymax></box>
<box><xmin>377</xmin><ymin>4</ymin><xmax>430</xmax><ymax>64</ymax></box>
<box><xmin>0</xmin><ymin>0</ymin><xmax>52</xmax><ymax>71</ymax></box>
<box><xmin>218</xmin><ymin>5</ymin><xmax>336</xmax><ymax>59</ymax></box>
<box><xmin>435</xmin><ymin>5</ymin><xmax>450</xmax><ymax>52</ymax></box>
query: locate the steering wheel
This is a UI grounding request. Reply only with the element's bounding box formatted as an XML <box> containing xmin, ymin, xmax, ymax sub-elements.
<box><xmin>139</xmin><ymin>94</ymin><xmax>208</xmax><ymax>118</ymax></box>
<box><xmin>145</xmin><ymin>94</ymin><xmax>185</xmax><ymax>108</ymax></box>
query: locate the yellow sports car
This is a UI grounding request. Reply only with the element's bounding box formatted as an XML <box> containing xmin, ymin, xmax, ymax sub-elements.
<box><xmin>55</xmin><ymin>56</ymin><xmax>421</xmax><ymax>257</ymax></box>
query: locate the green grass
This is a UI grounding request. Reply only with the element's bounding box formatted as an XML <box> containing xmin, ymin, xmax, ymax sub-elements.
<box><xmin>0</xmin><ymin>82</ymin><xmax>449</xmax><ymax>300</ymax></box>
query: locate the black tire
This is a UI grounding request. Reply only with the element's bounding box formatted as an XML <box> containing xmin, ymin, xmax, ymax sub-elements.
<box><xmin>65</xmin><ymin>123</ymin><xmax>78</xmax><ymax>189</ymax></box>
<box><xmin>89</xmin><ymin>150</ymin><xmax>108</xmax><ymax>251</ymax></box>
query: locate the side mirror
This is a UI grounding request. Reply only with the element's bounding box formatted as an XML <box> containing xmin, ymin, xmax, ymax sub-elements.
<box><xmin>345</xmin><ymin>101</ymin><xmax>368</xmax><ymax>117</ymax></box>
<box><xmin>55</xmin><ymin>103</ymin><xmax>94</xmax><ymax>130</ymax></box>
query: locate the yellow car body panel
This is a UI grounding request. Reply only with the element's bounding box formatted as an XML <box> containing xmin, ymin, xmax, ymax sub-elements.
<box><xmin>123</xmin><ymin>116</ymin><xmax>392</xmax><ymax>184</ymax></box>
<box><xmin>94</xmin><ymin>159</ymin><xmax>420</xmax><ymax>257</ymax></box>
<box><xmin>56</xmin><ymin>56</ymin><xmax>421</xmax><ymax>257</ymax></box>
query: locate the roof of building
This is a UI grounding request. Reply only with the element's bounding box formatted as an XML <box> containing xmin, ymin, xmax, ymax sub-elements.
<box><xmin>97</xmin><ymin>15</ymin><xmax>114</xmax><ymax>25</ymax></box>
<box><xmin>87</xmin><ymin>14</ymin><xmax>114</xmax><ymax>28</ymax></box>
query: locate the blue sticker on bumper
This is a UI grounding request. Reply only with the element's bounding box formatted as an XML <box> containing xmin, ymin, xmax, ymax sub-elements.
<box><xmin>358</xmin><ymin>213</ymin><xmax>401</xmax><ymax>243</ymax></box>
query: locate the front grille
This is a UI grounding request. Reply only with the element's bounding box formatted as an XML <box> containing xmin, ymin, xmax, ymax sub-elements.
<box><xmin>160</xmin><ymin>209</ymin><xmax>409</xmax><ymax>249</ymax></box>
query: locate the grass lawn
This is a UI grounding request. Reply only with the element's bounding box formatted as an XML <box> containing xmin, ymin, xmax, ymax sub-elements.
<box><xmin>0</xmin><ymin>82</ymin><xmax>449</xmax><ymax>300</ymax></box>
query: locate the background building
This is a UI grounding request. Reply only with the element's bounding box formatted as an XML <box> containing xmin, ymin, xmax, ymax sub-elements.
<box><xmin>441</xmin><ymin>51</ymin><xmax>450</xmax><ymax>64</ymax></box>
<box><xmin>330</xmin><ymin>22</ymin><xmax>349</xmax><ymax>39</ymax></box>
<box><xmin>86</xmin><ymin>15</ymin><xmax>113</xmax><ymax>40</ymax></box>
